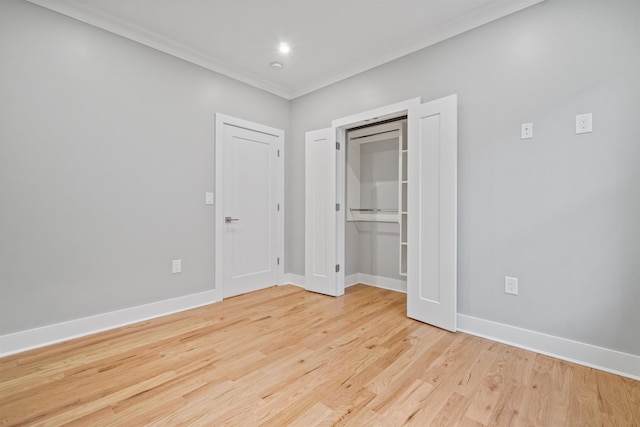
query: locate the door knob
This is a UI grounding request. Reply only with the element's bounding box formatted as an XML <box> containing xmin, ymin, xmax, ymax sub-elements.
<box><xmin>225</xmin><ymin>216</ymin><xmax>240</xmax><ymax>223</ymax></box>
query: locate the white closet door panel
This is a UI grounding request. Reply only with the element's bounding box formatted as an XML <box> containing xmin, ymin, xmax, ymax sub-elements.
<box><xmin>407</xmin><ymin>94</ymin><xmax>458</xmax><ymax>332</ymax></box>
<box><xmin>305</xmin><ymin>128</ymin><xmax>341</xmax><ymax>296</ymax></box>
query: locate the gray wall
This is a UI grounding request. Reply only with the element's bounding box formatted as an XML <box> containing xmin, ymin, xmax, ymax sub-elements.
<box><xmin>0</xmin><ymin>0</ymin><xmax>290</xmax><ymax>334</ymax></box>
<box><xmin>289</xmin><ymin>0</ymin><xmax>640</xmax><ymax>355</ymax></box>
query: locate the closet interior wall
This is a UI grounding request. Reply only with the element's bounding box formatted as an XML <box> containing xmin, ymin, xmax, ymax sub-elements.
<box><xmin>345</xmin><ymin>118</ymin><xmax>407</xmax><ymax>287</ymax></box>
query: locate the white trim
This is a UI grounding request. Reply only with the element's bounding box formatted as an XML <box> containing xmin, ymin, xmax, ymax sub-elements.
<box><xmin>283</xmin><ymin>273</ymin><xmax>305</xmax><ymax>288</ymax></box>
<box><xmin>458</xmin><ymin>314</ymin><xmax>640</xmax><ymax>381</ymax></box>
<box><xmin>289</xmin><ymin>272</ymin><xmax>406</xmax><ymax>293</ymax></box>
<box><xmin>331</xmin><ymin>98</ymin><xmax>421</xmax><ymax>130</ymax></box>
<box><xmin>0</xmin><ymin>291</ymin><xmax>216</xmax><ymax>358</ymax></box>
<box><xmin>329</xmin><ymin>98</ymin><xmax>421</xmax><ymax>304</ymax></box>
<box><xmin>277</xmin><ymin>137</ymin><xmax>285</xmax><ymax>285</ymax></box>
<box><xmin>345</xmin><ymin>274</ymin><xmax>360</xmax><ymax>288</ymax></box>
<box><xmin>215</xmin><ymin>114</ymin><xmax>285</xmax><ymax>301</ymax></box>
<box><xmin>357</xmin><ymin>274</ymin><xmax>407</xmax><ymax>293</ymax></box>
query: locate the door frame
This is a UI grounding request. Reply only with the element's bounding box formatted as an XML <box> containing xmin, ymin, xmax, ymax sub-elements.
<box><xmin>330</xmin><ymin>98</ymin><xmax>421</xmax><ymax>296</ymax></box>
<box><xmin>214</xmin><ymin>113</ymin><xmax>285</xmax><ymax>301</ymax></box>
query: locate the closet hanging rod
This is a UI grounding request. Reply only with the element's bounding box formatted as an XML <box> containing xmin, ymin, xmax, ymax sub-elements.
<box><xmin>349</xmin><ymin>129</ymin><xmax>398</xmax><ymax>141</ymax></box>
<box><xmin>350</xmin><ymin>208</ymin><xmax>398</xmax><ymax>213</ymax></box>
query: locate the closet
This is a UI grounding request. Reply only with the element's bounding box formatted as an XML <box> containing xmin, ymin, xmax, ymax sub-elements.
<box><xmin>304</xmin><ymin>95</ymin><xmax>458</xmax><ymax>332</ymax></box>
<box><xmin>345</xmin><ymin>118</ymin><xmax>407</xmax><ymax>285</ymax></box>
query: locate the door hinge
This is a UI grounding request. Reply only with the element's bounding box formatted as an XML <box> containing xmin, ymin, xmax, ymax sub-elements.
<box><xmin>336</xmin><ymin>142</ymin><xmax>340</xmax><ymax>150</ymax></box>
<box><xmin>335</xmin><ymin>264</ymin><xmax>340</xmax><ymax>272</ymax></box>
<box><xmin>277</xmin><ymin>149</ymin><xmax>280</xmax><ymax>157</ymax></box>
<box><xmin>336</xmin><ymin>203</ymin><xmax>340</xmax><ymax>211</ymax></box>
<box><xmin>277</xmin><ymin>203</ymin><xmax>280</xmax><ymax>211</ymax></box>
<box><xmin>277</xmin><ymin>257</ymin><xmax>280</xmax><ymax>265</ymax></box>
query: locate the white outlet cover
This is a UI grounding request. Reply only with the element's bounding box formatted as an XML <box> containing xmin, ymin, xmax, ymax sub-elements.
<box><xmin>205</xmin><ymin>192</ymin><xmax>214</xmax><ymax>205</ymax></box>
<box><xmin>505</xmin><ymin>276</ymin><xmax>518</xmax><ymax>295</ymax></box>
<box><xmin>576</xmin><ymin>113</ymin><xmax>592</xmax><ymax>134</ymax></box>
<box><xmin>521</xmin><ymin>123</ymin><xmax>533</xmax><ymax>139</ymax></box>
<box><xmin>172</xmin><ymin>259</ymin><xmax>182</xmax><ymax>274</ymax></box>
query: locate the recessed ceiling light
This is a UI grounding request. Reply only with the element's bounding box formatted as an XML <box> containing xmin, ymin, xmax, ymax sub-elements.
<box><xmin>279</xmin><ymin>42</ymin><xmax>290</xmax><ymax>54</ymax></box>
<box><xmin>270</xmin><ymin>61</ymin><xmax>283</xmax><ymax>68</ymax></box>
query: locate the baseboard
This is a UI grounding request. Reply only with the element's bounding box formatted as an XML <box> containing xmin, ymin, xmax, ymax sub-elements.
<box><xmin>457</xmin><ymin>314</ymin><xmax>640</xmax><ymax>381</ymax></box>
<box><xmin>283</xmin><ymin>273</ymin><xmax>305</xmax><ymax>288</ymax></box>
<box><xmin>0</xmin><ymin>290</ymin><xmax>217</xmax><ymax>358</ymax></box>
<box><xmin>4</xmin><ymin>282</ymin><xmax>637</xmax><ymax>380</ymax></box>
<box><xmin>355</xmin><ymin>273</ymin><xmax>407</xmax><ymax>293</ymax></box>
<box><xmin>345</xmin><ymin>274</ymin><xmax>359</xmax><ymax>287</ymax></box>
<box><xmin>283</xmin><ymin>272</ymin><xmax>406</xmax><ymax>294</ymax></box>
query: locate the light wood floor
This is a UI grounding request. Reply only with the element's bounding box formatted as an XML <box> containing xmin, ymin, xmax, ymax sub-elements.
<box><xmin>1</xmin><ymin>285</ymin><xmax>638</xmax><ymax>426</ymax></box>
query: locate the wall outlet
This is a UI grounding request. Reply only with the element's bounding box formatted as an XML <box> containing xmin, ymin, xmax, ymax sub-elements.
<box><xmin>172</xmin><ymin>259</ymin><xmax>182</xmax><ymax>274</ymax></box>
<box><xmin>505</xmin><ymin>276</ymin><xmax>518</xmax><ymax>295</ymax></box>
<box><xmin>521</xmin><ymin>123</ymin><xmax>533</xmax><ymax>139</ymax></box>
<box><xmin>576</xmin><ymin>113</ymin><xmax>592</xmax><ymax>134</ymax></box>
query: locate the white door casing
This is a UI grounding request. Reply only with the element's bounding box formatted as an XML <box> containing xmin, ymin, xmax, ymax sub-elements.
<box><xmin>407</xmin><ymin>94</ymin><xmax>458</xmax><ymax>332</ymax></box>
<box><xmin>329</xmin><ymin>98</ymin><xmax>421</xmax><ymax>295</ymax></box>
<box><xmin>214</xmin><ymin>114</ymin><xmax>284</xmax><ymax>300</ymax></box>
<box><xmin>304</xmin><ymin>128</ymin><xmax>342</xmax><ymax>296</ymax></box>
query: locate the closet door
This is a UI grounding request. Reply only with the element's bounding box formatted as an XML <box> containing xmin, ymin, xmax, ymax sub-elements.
<box><xmin>407</xmin><ymin>94</ymin><xmax>458</xmax><ymax>332</ymax></box>
<box><xmin>304</xmin><ymin>128</ymin><xmax>343</xmax><ymax>296</ymax></box>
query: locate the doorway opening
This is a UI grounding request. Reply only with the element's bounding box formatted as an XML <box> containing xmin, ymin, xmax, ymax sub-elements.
<box><xmin>344</xmin><ymin>116</ymin><xmax>408</xmax><ymax>292</ymax></box>
<box><xmin>330</xmin><ymin>98</ymin><xmax>420</xmax><ymax>298</ymax></box>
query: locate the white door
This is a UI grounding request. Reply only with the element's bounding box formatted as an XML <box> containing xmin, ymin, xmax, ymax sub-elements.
<box><xmin>407</xmin><ymin>94</ymin><xmax>458</xmax><ymax>331</ymax></box>
<box><xmin>215</xmin><ymin>115</ymin><xmax>283</xmax><ymax>299</ymax></box>
<box><xmin>304</xmin><ymin>128</ymin><xmax>343</xmax><ymax>296</ymax></box>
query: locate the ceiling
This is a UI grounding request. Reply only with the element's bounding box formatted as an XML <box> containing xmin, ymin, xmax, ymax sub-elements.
<box><xmin>27</xmin><ymin>0</ymin><xmax>543</xmax><ymax>100</ymax></box>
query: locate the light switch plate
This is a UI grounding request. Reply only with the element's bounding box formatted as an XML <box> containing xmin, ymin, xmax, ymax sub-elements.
<box><xmin>521</xmin><ymin>123</ymin><xmax>533</xmax><ymax>139</ymax></box>
<box><xmin>576</xmin><ymin>113</ymin><xmax>592</xmax><ymax>134</ymax></box>
<box><xmin>205</xmin><ymin>192</ymin><xmax>214</xmax><ymax>205</ymax></box>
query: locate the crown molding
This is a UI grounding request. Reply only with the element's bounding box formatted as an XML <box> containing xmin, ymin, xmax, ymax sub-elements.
<box><xmin>25</xmin><ymin>0</ymin><xmax>544</xmax><ymax>100</ymax></box>
<box><xmin>26</xmin><ymin>0</ymin><xmax>293</xmax><ymax>99</ymax></box>
<box><xmin>289</xmin><ymin>0</ymin><xmax>544</xmax><ymax>99</ymax></box>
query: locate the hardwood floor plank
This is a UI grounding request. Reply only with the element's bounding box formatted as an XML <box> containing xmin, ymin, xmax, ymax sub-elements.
<box><xmin>379</xmin><ymin>378</ymin><xmax>435</xmax><ymax>425</ymax></box>
<box><xmin>547</xmin><ymin>359</ymin><xmax>572</xmax><ymax>426</ymax></box>
<box><xmin>624</xmin><ymin>376</ymin><xmax>640</xmax><ymax>425</ymax></box>
<box><xmin>463</xmin><ymin>344</ymin><xmax>512</xmax><ymax>425</ymax></box>
<box><xmin>366</xmin><ymin>331</ymin><xmax>457</xmax><ymax>414</ymax></box>
<box><xmin>518</xmin><ymin>354</ymin><xmax>555</xmax><ymax>426</ymax></box>
<box><xmin>485</xmin><ymin>380</ymin><xmax>527</xmax><ymax>427</ymax></box>
<box><xmin>563</xmin><ymin>364</ymin><xmax>602</xmax><ymax>427</ymax></box>
<box><xmin>288</xmin><ymin>402</ymin><xmax>334</xmax><ymax>427</ymax></box>
<box><xmin>0</xmin><ymin>284</ymin><xmax>637</xmax><ymax>426</ymax></box>
<box><xmin>595</xmin><ymin>368</ymin><xmax>637</xmax><ymax>426</ymax></box>
<box><xmin>430</xmin><ymin>392</ymin><xmax>471</xmax><ymax>427</ymax></box>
